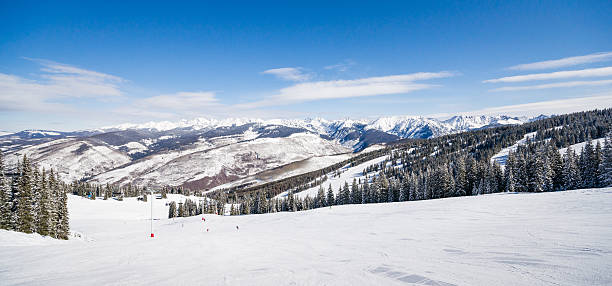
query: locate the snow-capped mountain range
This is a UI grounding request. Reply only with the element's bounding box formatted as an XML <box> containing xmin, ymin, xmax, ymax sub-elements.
<box><xmin>0</xmin><ymin>114</ymin><xmax>540</xmax><ymax>189</ymax></box>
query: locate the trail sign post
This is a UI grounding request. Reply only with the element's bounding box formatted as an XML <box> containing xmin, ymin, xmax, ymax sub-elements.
<box><xmin>150</xmin><ymin>191</ymin><xmax>154</xmax><ymax>238</ymax></box>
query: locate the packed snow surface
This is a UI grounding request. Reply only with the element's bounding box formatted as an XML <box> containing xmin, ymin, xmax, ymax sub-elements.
<box><xmin>3</xmin><ymin>188</ymin><xmax>611</xmax><ymax>285</ymax></box>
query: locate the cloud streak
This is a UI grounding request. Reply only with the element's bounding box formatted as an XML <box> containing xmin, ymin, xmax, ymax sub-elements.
<box><xmin>509</xmin><ymin>52</ymin><xmax>612</xmax><ymax>71</ymax></box>
<box><xmin>459</xmin><ymin>95</ymin><xmax>612</xmax><ymax>117</ymax></box>
<box><xmin>489</xmin><ymin>79</ymin><xmax>612</xmax><ymax>92</ymax></box>
<box><xmin>324</xmin><ymin>60</ymin><xmax>356</xmax><ymax>72</ymax></box>
<box><xmin>484</xmin><ymin>67</ymin><xmax>612</xmax><ymax>83</ymax></box>
<box><xmin>0</xmin><ymin>59</ymin><xmax>123</xmax><ymax>112</ymax></box>
<box><xmin>239</xmin><ymin>71</ymin><xmax>455</xmax><ymax>108</ymax></box>
<box><xmin>262</xmin><ymin>67</ymin><xmax>311</xmax><ymax>81</ymax></box>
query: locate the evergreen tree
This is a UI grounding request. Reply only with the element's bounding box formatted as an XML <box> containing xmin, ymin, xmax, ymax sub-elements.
<box><xmin>17</xmin><ymin>155</ymin><xmax>35</xmax><ymax>234</ymax></box>
<box><xmin>316</xmin><ymin>185</ymin><xmax>326</xmax><ymax>207</ymax></box>
<box><xmin>35</xmin><ymin>170</ymin><xmax>51</xmax><ymax>236</ymax></box>
<box><xmin>168</xmin><ymin>201</ymin><xmax>177</xmax><ymax>218</ymax></box>
<box><xmin>454</xmin><ymin>157</ymin><xmax>468</xmax><ymax>197</ymax></box>
<box><xmin>0</xmin><ymin>151</ymin><xmax>13</xmax><ymax>230</ymax></box>
<box><xmin>326</xmin><ymin>184</ymin><xmax>335</xmax><ymax>206</ymax></box>
<box><xmin>47</xmin><ymin>170</ymin><xmax>59</xmax><ymax>237</ymax></box>
<box><xmin>563</xmin><ymin>147</ymin><xmax>581</xmax><ymax>190</ymax></box>
<box><xmin>435</xmin><ymin>167</ymin><xmax>453</xmax><ymax>198</ymax></box>
<box><xmin>580</xmin><ymin>139</ymin><xmax>597</xmax><ymax>188</ymax></box>
<box><xmin>547</xmin><ymin>143</ymin><xmax>564</xmax><ymax>190</ymax></box>
<box><xmin>598</xmin><ymin>138</ymin><xmax>612</xmax><ymax>187</ymax></box>
<box><xmin>361</xmin><ymin>181</ymin><xmax>369</xmax><ymax>204</ymax></box>
<box><xmin>399</xmin><ymin>178</ymin><xmax>409</xmax><ymax>201</ymax></box>
<box><xmin>351</xmin><ymin>179</ymin><xmax>360</xmax><ymax>204</ymax></box>
<box><xmin>56</xmin><ymin>186</ymin><xmax>69</xmax><ymax>240</ymax></box>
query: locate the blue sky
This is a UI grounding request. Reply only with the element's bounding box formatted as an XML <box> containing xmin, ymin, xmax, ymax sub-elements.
<box><xmin>1</xmin><ymin>1</ymin><xmax>612</xmax><ymax>131</ymax></box>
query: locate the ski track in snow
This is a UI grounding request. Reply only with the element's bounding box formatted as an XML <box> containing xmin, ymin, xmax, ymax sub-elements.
<box><xmin>559</xmin><ymin>138</ymin><xmax>607</xmax><ymax>156</ymax></box>
<box><xmin>2</xmin><ymin>188</ymin><xmax>611</xmax><ymax>285</ymax></box>
<box><xmin>490</xmin><ymin>131</ymin><xmax>537</xmax><ymax>167</ymax></box>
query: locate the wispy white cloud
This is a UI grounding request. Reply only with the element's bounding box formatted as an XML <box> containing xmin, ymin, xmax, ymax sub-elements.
<box><xmin>457</xmin><ymin>94</ymin><xmax>612</xmax><ymax>117</ymax></box>
<box><xmin>489</xmin><ymin>79</ymin><xmax>612</xmax><ymax>92</ymax></box>
<box><xmin>262</xmin><ymin>67</ymin><xmax>311</xmax><ymax>81</ymax></box>
<box><xmin>484</xmin><ymin>67</ymin><xmax>612</xmax><ymax>83</ymax></box>
<box><xmin>508</xmin><ymin>52</ymin><xmax>612</xmax><ymax>71</ymax></box>
<box><xmin>324</xmin><ymin>60</ymin><xmax>356</xmax><ymax>72</ymax></box>
<box><xmin>238</xmin><ymin>71</ymin><xmax>455</xmax><ymax>108</ymax></box>
<box><xmin>0</xmin><ymin>59</ymin><xmax>123</xmax><ymax>112</ymax></box>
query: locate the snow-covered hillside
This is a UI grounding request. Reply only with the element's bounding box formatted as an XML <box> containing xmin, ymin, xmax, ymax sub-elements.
<box><xmin>91</xmin><ymin>133</ymin><xmax>350</xmax><ymax>188</ymax></box>
<box><xmin>2</xmin><ymin>113</ymin><xmax>539</xmax><ymax>188</ymax></box>
<box><xmin>1</xmin><ymin>188</ymin><xmax>611</xmax><ymax>285</ymax></box>
<box><xmin>5</xmin><ymin>139</ymin><xmax>131</xmax><ymax>182</ymax></box>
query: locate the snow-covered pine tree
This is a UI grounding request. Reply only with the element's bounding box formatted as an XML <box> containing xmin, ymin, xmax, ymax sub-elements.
<box><xmin>17</xmin><ymin>155</ymin><xmax>35</xmax><ymax>234</ymax></box>
<box><xmin>492</xmin><ymin>162</ymin><xmax>504</xmax><ymax>193</ymax></box>
<box><xmin>326</xmin><ymin>184</ymin><xmax>335</xmax><ymax>206</ymax></box>
<box><xmin>439</xmin><ymin>167</ymin><xmax>454</xmax><ymax>198</ymax></box>
<box><xmin>580</xmin><ymin>139</ymin><xmax>597</xmax><ymax>188</ymax></box>
<box><xmin>168</xmin><ymin>201</ymin><xmax>177</xmax><ymax>218</ymax></box>
<box><xmin>547</xmin><ymin>142</ymin><xmax>564</xmax><ymax>191</ymax></box>
<box><xmin>287</xmin><ymin>191</ymin><xmax>296</xmax><ymax>211</ymax></box>
<box><xmin>31</xmin><ymin>168</ymin><xmax>42</xmax><ymax>230</ymax></box>
<box><xmin>527</xmin><ymin>149</ymin><xmax>547</xmax><ymax>192</ymax></box>
<box><xmin>409</xmin><ymin>173</ymin><xmax>418</xmax><ymax>200</ymax></box>
<box><xmin>466</xmin><ymin>157</ymin><xmax>479</xmax><ymax>195</ymax></box>
<box><xmin>316</xmin><ymin>185</ymin><xmax>325</xmax><ymax>207</ymax></box>
<box><xmin>56</xmin><ymin>184</ymin><xmax>69</xmax><ymax>240</ymax></box>
<box><xmin>594</xmin><ymin>141</ymin><xmax>603</xmax><ymax>187</ymax></box>
<box><xmin>35</xmin><ymin>169</ymin><xmax>51</xmax><ymax>236</ymax></box>
<box><xmin>454</xmin><ymin>157</ymin><xmax>468</xmax><ymax>196</ymax></box>
<box><xmin>387</xmin><ymin>183</ymin><xmax>394</xmax><ymax>203</ymax></box>
<box><xmin>0</xmin><ymin>151</ymin><xmax>13</xmax><ymax>230</ymax></box>
<box><xmin>563</xmin><ymin>147</ymin><xmax>581</xmax><ymax>190</ymax></box>
<box><xmin>341</xmin><ymin>181</ymin><xmax>351</xmax><ymax>205</ymax></box>
<box><xmin>598</xmin><ymin>137</ymin><xmax>612</xmax><ymax>187</ymax></box>
<box><xmin>46</xmin><ymin>170</ymin><xmax>57</xmax><ymax>237</ymax></box>
<box><xmin>399</xmin><ymin>177</ymin><xmax>409</xmax><ymax>201</ymax></box>
<box><xmin>361</xmin><ymin>181</ymin><xmax>368</xmax><ymax>204</ymax></box>
<box><xmin>505</xmin><ymin>166</ymin><xmax>516</xmax><ymax>193</ymax></box>
<box><xmin>351</xmin><ymin>179</ymin><xmax>360</xmax><ymax>204</ymax></box>
<box><xmin>177</xmin><ymin>202</ymin><xmax>185</xmax><ymax>217</ymax></box>
<box><xmin>514</xmin><ymin>152</ymin><xmax>528</xmax><ymax>192</ymax></box>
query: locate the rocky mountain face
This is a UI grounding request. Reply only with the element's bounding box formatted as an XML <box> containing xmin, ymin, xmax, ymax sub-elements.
<box><xmin>0</xmin><ymin>114</ymin><xmax>538</xmax><ymax>189</ymax></box>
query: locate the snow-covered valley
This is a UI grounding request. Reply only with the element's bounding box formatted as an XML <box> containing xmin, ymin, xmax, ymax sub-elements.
<box><xmin>1</xmin><ymin>188</ymin><xmax>611</xmax><ymax>285</ymax></box>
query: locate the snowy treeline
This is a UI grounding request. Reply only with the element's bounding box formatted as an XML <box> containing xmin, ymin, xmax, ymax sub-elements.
<box><xmin>167</xmin><ymin>198</ymin><xmax>226</xmax><ymax>218</ymax></box>
<box><xmin>190</xmin><ymin>109</ymin><xmax>612</xmax><ymax>217</ymax></box>
<box><xmin>200</xmin><ymin>136</ymin><xmax>612</xmax><ymax>217</ymax></box>
<box><xmin>0</xmin><ymin>153</ymin><xmax>69</xmax><ymax>239</ymax></box>
<box><xmin>69</xmin><ymin>181</ymin><xmax>153</xmax><ymax>201</ymax></box>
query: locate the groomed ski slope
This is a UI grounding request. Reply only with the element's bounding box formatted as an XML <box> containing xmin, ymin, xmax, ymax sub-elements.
<box><xmin>277</xmin><ymin>154</ymin><xmax>390</xmax><ymax>199</ymax></box>
<box><xmin>1</xmin><ymin>189</ymin><xmax>612</xmax><ymax>285</ymax></box>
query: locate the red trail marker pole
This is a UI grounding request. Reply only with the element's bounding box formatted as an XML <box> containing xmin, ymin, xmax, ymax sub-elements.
<box><xmin>150</xmin><ymin>191</ymin><xmax>154</xmax><ymax>238</ymax></box>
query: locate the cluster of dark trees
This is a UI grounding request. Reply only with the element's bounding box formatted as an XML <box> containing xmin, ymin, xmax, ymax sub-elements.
<box><xmin>0</xmin><ymin>153</ymin><xmax>70</xmax><ymax>239</ymax></box>
<box><xmin>69</xmin><ymin>181</ymin><xmax>157</xmax><ymax>201</ymax></box>
<box><xmin>187</xmin><ymin>109</ymin><xmax>612</xmax><ymax>218</ymax></box>
<box><xmin>167</xmin><ymin>197</ymin><xmax>225</xmax><ymax>218</ymax></box>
